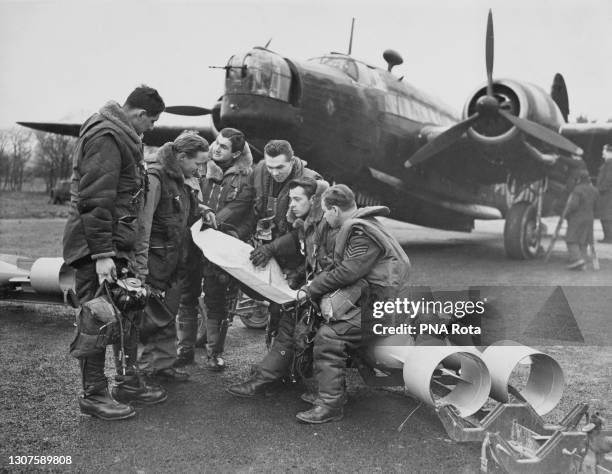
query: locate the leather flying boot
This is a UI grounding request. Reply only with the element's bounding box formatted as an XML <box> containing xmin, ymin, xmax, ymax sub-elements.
<box><xmin>207</xmin><ymin>354</ymin><xmax>226</xmax><ymax>371</ymax></box>
<box><xmin>112</xmin><ymin>373</ymin><xmax>168</xmax><ymax>405</ymax></box>
<box><xmin>205</xmin><ymin>317</ymin><xmax>227</xmax><ymax>371</ymax></box>
<box><xmin>300</xmin><ymin>392</ymin><xmax>347</xmax><ymax>405</ymax></box>
<box><xmin>79</xmin><ymin>386</ymin><xmax>135</xmax><ymax>420</ymax></box>
<box><xmin>226</xmin><ymin>376</ymin><xmax>273</xmax><ymax>397</ymax></box>
<box><xmin>300</xmin><ymin>392</ymin><xmax>318</xmax><ymax>404</ymax></box>
<box><xmin>195</xmin><ymin>313</ymin><xmax>206</xmax><ymax>347</ymax></box>
<box><xmin>174</xmin><ymin>352</ymin><xmax>195</xmax><ymax>367</ymax></box>
<box><xmin>296</xmin><ymin>405</ymin><xmax>344</xmax><ymax>424</ymax></box>
<box><xmin>176</xmin><ymin>305</ymin><xmax>198</xmax><ymax>363</ymax></box>
<box><xmin>79</xmin><ymin>355</ymin><xmax>135</xmax><ymax>420</ymax></box>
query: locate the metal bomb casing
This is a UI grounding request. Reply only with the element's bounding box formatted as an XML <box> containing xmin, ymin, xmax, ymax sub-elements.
<box><xmin>372</xmin><ymin>335</ymin><xmax>492</xmax><ymax>417</ymax></box>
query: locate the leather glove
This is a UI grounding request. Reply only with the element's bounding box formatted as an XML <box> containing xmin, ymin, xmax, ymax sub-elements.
<box><xmin>249</xmin><ymin>244</ymin><xmax>274</xmax><ymax>267</ymax></box>
<box><xmin>297</xmin><ymin>285</ymin><xmax>310</xmax><ymax>301</ymax></box>
<box><xmin>286</xmin><ymin>269</ymin><xmax>305</xmax><ymax>290</ymax></box>
<box><xmin>199</xmin><ymin>205</ymin><xmax>217</xmax><ymax>229</ymax></box>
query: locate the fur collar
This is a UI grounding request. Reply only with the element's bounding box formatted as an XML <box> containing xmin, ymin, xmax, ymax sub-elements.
<box><xmin>98</xmin><ymin>101</ymin><xmax>141</xmax><ymax>147</ymax></box>
<box><xmin>148</xmin><ymin>142</ymin><xmax>184</xmax><ymax>182</ymax></box>
<box><xmin>80</xmin><ymin>101</ymin><xmax>142</xmax><ymax>157</ymax></box>
<box><xmin>352</xmin><ymin>206</ymin><xmax>390</xmax><ymax>219</ymax></box>
<box><xmin>205</xmin><ymin>143</ymin><xmax>253</xmax><ymax>182</ymax></box>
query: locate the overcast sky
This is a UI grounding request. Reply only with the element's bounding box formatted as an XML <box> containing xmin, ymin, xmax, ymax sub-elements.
<box><xmin>1</xmin><ymin>0</ymin><xmax>611</xmax><ymax>129</ymax></box>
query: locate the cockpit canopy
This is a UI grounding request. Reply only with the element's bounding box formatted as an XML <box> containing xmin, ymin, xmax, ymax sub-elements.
<box><xmin>225</xmin><ymin>49</ymin><xmax>292</xmax><ymax>101</ymax></box>
<box><xmin>314</xmin><ymin>56</ymin><xmax>359</xmax><ymax>82</ymax></box>
<box><xmin>309</xmin><ymin>55</ymin><xmax>387</xmax><ymax>89</ymax></box>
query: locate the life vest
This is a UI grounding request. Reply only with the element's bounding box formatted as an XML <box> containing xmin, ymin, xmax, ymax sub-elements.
<box><xmin>333</xmin><ymin>206</ymin><xmax>410</xmax><ymax>297</ymax></box>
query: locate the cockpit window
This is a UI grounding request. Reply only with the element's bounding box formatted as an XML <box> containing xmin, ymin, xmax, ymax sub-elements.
<box><xmin>316</xmin><ymin>56</ymin><xmax>358</xmax><ymax>82</ymax></box>
<box><xmin>225</xmin><ymin>50</ymin><xmax>291</xmax><ymax>101</ymax></box>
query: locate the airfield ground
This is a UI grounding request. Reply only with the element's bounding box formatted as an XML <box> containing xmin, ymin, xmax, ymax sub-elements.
<box><xmin>1</xmin><ymin>201</ymin><xmax>611</xmax><ymax>472</ymax></box>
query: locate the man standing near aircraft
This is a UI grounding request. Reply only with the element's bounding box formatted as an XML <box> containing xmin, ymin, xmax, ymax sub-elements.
<box><xmin>565</xmin><ymin>168</ymin><xmax>598</xmax><ymax>270</ymax></box>
<box><xmin>64</xmin><ymin>86</ymin><xmax>167</xmax><ymax>420</ymax></box>
<box><xmin>227</xmin><ymin>176</ymin><xmax>333</xmax><ymax>397</ymax></box>
<box><xmin>133</xmin><ymin>131</ymin><xmax>209</xmax><ymax>381</ymax></box>
<box><xmin>176</xmin><ymin>128</ymin><xmax>255</xmax><ymax>370</ymax></box>
<box><xmin>596</xmin><ymin>144</ymin><xmax>612</xmax><ymax>243</ymax></box>
<box><xmin>295</xmin><ymin>184</ymin><xmax>411</xmax><ymax>424</ymax></box>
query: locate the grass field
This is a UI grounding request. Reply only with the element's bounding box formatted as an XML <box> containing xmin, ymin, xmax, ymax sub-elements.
<box><xmin>0</xmin><ymin>303</ymin><xmax>79</xmax><ymax>461</ymax></box>
<box><xmin>0</xmin><ymin>191</ymin><xmax>70</xmax><ymax>219</ymax></box>
<box><xmin>0</xmin><ymin>218</ymin><xmax>65</xmax><ymax>258</ymax></box>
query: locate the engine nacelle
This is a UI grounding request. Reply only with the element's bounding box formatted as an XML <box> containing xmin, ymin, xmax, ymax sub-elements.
<box><xmin>463</xmin><ymin>79</ymin><xmax>565</xmax><ymax>145</ymax></box>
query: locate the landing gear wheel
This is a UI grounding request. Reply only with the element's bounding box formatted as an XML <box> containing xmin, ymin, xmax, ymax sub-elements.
<box><xmin>233</xmin><ymin>291</ymin><xmax>269</xmax><ymax>329</ymax></box>
<box><xmin>504</xmin><ymin>201</ymin><xmax>541</xmax><ymax>259</ymax></box>
<box><xmin>239</xmin><ymin>306</ymin><xmax>269</xmax><ymax>329</ymax></box>
<box><xmin>239</xmin><ymin>313</ymin><xmax>268</xmax><ymax>329</ymax></box>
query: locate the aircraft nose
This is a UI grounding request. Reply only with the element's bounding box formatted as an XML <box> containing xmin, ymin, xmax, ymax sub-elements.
<box><xmin>219</xmin><ymin>48</ymin><xmax>299</xmax><ymax>136</ymax></box>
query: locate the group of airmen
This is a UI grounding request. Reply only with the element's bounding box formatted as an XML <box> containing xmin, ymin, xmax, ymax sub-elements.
<box><xmin>64</xmin><ymin>85</ymin><xmax>411</xmax><ymax>424</ymax></box>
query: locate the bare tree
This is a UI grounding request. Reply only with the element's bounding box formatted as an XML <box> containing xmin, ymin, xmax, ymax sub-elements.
<box><xmin>0</xmin><ymin>128</ymin><xmax>33</xmax><ymax>191</ymax></box>
<box><xmin>0</xmin><ymin>135</ymin><xmax>9</xmax><ymax>190</ymax></box>
<box><xmin>32</xmin><ymin>132</ymin><xmax>76</xmax><ymax>191</ymax></box>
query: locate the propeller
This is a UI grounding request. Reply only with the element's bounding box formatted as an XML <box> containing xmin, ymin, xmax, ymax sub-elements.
<box><xmin>165</xmin><ymin>106</ymin><xmax>212</xmax><ymax>116</ymax></box>
<box><xmin>405</xmin><ymin>10</ymin><xmax>582</xmax><ymax>169</ymax></box>
<box><xmin>17</xmin><ymin>122</ymin><xmax>81</xmax><ymax>137</ymax></box>
<box><xmin>406</xmin><ymin>114</ymin><xmax>479</xmax><ymax>168</ymax></box>
<box><xmin>497</xmin><ymin>109</ymin><xmax>580</xmax><ymax>154</ymax></box>
<box><xmin>485</xmin><ymin>10</ymin><xmax>494</xmax><ymax>97</ymax></box>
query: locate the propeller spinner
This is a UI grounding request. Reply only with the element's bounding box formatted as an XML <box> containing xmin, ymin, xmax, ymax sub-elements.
<box><xmin>405</xmin><ymin>10</ymin><xmax>582</xmax><ymax>169</ymax></box>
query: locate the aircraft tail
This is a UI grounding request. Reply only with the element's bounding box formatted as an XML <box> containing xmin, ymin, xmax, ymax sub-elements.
<box><xmin>550</xmin><ymin>73</ymin><xmax>569</xmax><ymax>122</ymax></box>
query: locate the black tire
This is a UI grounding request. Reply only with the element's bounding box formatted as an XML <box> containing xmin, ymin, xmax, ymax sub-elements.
<box><xmin>503</xmin><ymin>201</ymin><xmax>540</xmax><ymax>259</ymax></box>
<box><xmin>239</xmin><ymin>311</ymin><xmax>268</xmax><ymax>329</ymax></box>
<box><xmin>232</xmin><ymin>291</ymin><xmax>269</xmax><ymax>329</ymax></box>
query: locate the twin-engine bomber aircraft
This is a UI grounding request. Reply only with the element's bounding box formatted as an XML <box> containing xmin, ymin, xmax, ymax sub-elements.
<box><xmin>19</xmin><ymin>12</ymin><xmax>612</xmax><ymax>259</ymax></box>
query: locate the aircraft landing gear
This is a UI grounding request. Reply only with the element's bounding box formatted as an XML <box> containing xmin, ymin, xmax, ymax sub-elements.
<box><xmin>504</xmin><ymin>202</ymin><xmax>540</xmax><ymax>259</ymax></box>
<box><xmin>233</xmin><ymin>291</ymin><xmax>269</xmax><ymax>329</ymax></box>
<box><xmin>503</xmin><ymin>179</ymin><xmax>546</xmax><ymax>259</ymax></box>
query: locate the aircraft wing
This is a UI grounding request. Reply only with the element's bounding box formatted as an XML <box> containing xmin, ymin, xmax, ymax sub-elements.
<box><xmin>560</xmin><ymin>122</ymin><xmax>612</xmax><ymax>159</ymax></box>
<box><xmin>17</xmin><ymin>121</ymin><xmax>218</xmax><ymax>147</ymax></box>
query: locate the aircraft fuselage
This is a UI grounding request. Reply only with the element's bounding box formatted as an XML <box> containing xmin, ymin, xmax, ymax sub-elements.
<box><xmin>218</xmin><ymin>48</ymin><xmax>566</xmax><ymax>231</ymax></box>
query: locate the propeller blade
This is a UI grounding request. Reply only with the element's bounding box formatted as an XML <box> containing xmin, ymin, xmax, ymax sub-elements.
<box><xmin>165</xmin><ymin>106</ymin><xmax>212</xmax><ymax>116</ymax></box>
<box><xmin>17</xmin><ymin>122</ymin><xmax>81</xmax><ymax>137</ymax></box>
<box><xmin>498</xmin><ymin>110</ymin><xmax>583</xmax><ymax>155</ymax></box>
<box><xmin>550</xmin><ymin>73</ymin><xmax>569</xmax><ymax>122</ymax></box>
<box><xmin>485</xmin><ymin>9</ymin><xmax>494</xmax><ymax>97</ymax></box>
<box><xmin>405</xmin><ymin>114</ymin><xmax>480</xmax><ymax>168</ymax></box>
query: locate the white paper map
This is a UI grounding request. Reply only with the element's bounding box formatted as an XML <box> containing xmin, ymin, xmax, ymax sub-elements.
<box><xmin>191</xmin><ymin>221</ymin><xmax>297</xmax><ymax>304</ymax></box>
